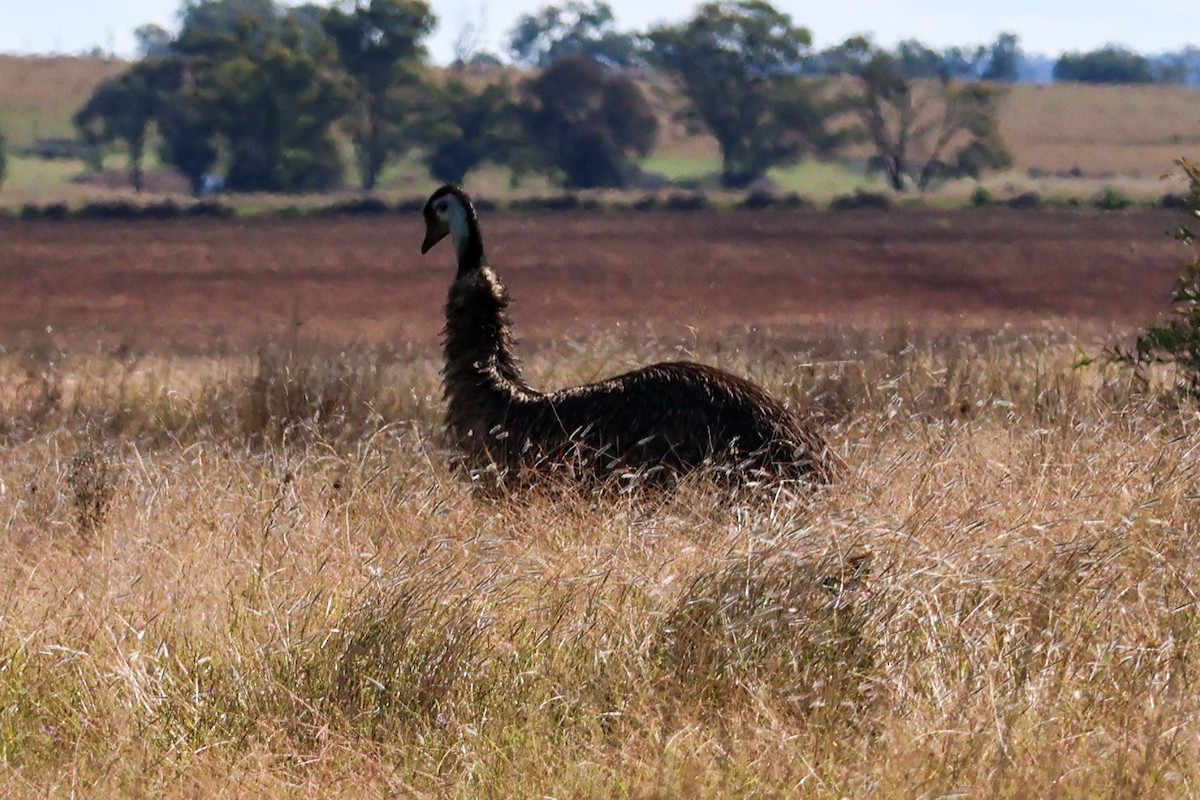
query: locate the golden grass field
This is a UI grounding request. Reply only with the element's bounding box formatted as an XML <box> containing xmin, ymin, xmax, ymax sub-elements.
<box><xmin>999</xmin><ymin>82</ymin><xmax>1200</xmax><ymax>177</ymax></box>
<box><xmin>1</xmin><ymin>323</ymin><xmax>1198</xmax><ymax>797</ymax></box>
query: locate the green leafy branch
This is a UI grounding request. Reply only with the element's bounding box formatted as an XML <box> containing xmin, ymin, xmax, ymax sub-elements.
<box><xmin>1107</xmin><ymin>158</ymin><xmax>1200</xmax><ymax>395</ymax></box>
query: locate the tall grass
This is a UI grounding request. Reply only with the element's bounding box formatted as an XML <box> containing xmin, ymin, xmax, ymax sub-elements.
<box><xmin>0</xmin><ymin>327</ymin><xmax>1197</xmax><ymax>796</ymax></box>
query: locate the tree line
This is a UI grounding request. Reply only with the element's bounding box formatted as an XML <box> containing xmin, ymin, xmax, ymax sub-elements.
<box><xmin>85</xmin><ymin>0</ymin><xmax>1174</xmax><ymax>196</ymax></box>
<box><xmin>507</xmin><ymin>5</ymin><xmax>1200</xmax><ymax>86</ymax></box>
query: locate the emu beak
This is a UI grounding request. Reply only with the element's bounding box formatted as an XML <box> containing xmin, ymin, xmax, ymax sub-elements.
<box><xmin>421</xmin><ymin>225</ymin><xmax>448</xmax><ymax>254</ymax></box>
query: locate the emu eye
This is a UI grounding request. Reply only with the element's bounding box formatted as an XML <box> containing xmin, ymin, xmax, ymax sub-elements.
<box><xmin>435</xmin><ymin>200</ymin><xmax>448</xmax><ymax>213</ymax></box>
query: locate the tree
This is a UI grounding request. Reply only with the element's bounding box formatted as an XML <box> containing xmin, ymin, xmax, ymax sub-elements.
<box><xmin>648</xmin><ymin>1</ymin><xmax>841</xmax><ymax>188</ymax></box>
<box><xmin>939</xmin><ymin>44</ymin><xmax>986</xmax><ymax>81</ymax></box>
<box><xmin>284</xmin><ymin>3</ymin><xmax>332</xmax><ymax>48</ymax></box>
<box><xmin>0</xmin><ymin>128</ymin><xmax>7</xmax><ymax>189</ymax></box>
<box><xmin>150</xmin><ymin>15</ymin><xmax>352</xmax><ymax>194</ymax></box>
<box><xmin>207</xmin><ymin>21</ymin><xmax>352</xmax><ymax>192</ymax></box>
<box><xmin>176</xmin><ymin>0</ymin><xmax>279</xmax><ymax>54</ymax></box>
<box><xmin>77</xmin><ymin>1</ymin><xmax>372</xmax><ymax>195</ymax></box>
<box><xmin>847</xmin><ymin>44</ymin><xmax>1011</xmax><ymax>191</ymax></box>
<box><xmin>819</xmin><ymin>34</ymin><xmax>1022</xmax><ymax>84</ymax></box>
<box><xmin>1053</xmin><ymin>45</ymin><xmax>1154</xmax><ymax>84</ymax></box>
<box><xmin>508</xmin><ymin>1</ymin><xmax>639</xmax><ymax>68</ymax></box>
<box><xmin>423</xmin><ymin>78</ymin><xmax>526</xmax><ymax>185</ymax></box>
<box><xmin>134</xmin><ymin>24</ymin><xmax>174</xmax><ymax>57</ymax></box>
<box><xmin>156</xmin><ymin>87</ymin><xmax>221</xmax><ymax>194</ymax></box>
<box><xmin>895</xmin><ymin>39</ymin><xmax>947</xmax><ymax>79</ymax></box>
<box><xmin>78</xmin><ymin>0</ymin><xmax>398</xmax><ymax>195</ymax></box>
<box><xmin>815</xmin><ymin>35</ymin><xmax>875</xmax><ymax>76</ymax></box>
<box><xmin>1149</xmin><ymin>48</ymin><xmax>1200</xmax><ymax>85</ymax></box>
<box><xmin>981</xmin><ymin>33</ymin><xmax>1022</xmax><ymax>82</ymax></box>
<box><xmin>521</xmin><ymin>55</ymin><xmax>657</xmax><ymax>188</ymax></box>
<box><xmin>322</xmin><ymin>0</ymin><xmax>436</xmax><ymax>190</ymax></box>
<box><xmin>73</xmin><ymin>59</ymin><xmax>183</xmax><ymax>192</ymax></box>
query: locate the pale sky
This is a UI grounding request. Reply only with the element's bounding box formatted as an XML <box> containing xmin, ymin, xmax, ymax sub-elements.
<box><xmin>0</xmin><ymin>0</ymin><xmax>1196</xmax><ymax>62</ymax></box>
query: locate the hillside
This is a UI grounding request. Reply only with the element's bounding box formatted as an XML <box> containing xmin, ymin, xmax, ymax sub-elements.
<box><xmin>0</xmin><ymin>55</ymin><xmax>129</xmax><ymax>147</ymax></box>
<box><xmin>1001</xmin><ymin>82</ymin><xmax>1200</xmax><ymax>176</ymax></box>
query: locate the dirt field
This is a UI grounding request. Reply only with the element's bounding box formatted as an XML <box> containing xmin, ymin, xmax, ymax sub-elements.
<box><xmin>0</xmin><ymin>207</ymin><xmax>1185</xmax><ymax>352</ymax></box>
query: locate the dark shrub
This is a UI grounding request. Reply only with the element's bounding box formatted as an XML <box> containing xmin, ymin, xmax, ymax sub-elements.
<box><xmin>510</xmin><ymin>194</ymin><xmax>595</xmax><ymax>211</ymax></box>
<box><xmin>395</xmin><ymin>197</ymin><xmax>426</xmax><ymax>213</ymax></box>
<box><xmin>632</xmin><ymin>195</ymin><xmax>660</xmax><ymax>212</ymax></box>
<box><xmin>144</xmin><ymin>200</ymin><xmax>182</xmax><ymax>220</ymax></box>
<box><xmin>1007</xmin><ymin>191</ymin><xmax>1042</xmax><ymax>210</ymax></box>
<box><xmin>970</xmin><ymin>186</ymin><xmax>996</xmax><ymax>207</ymax></box>
<box><xmin>20</xmin><ymin>203</ymin><xmax>70</xmax><ymax>221</ymax></box>
<box><xmin>663</xmin><ymin>192</ymin><xmax>710</xmax><ymax>211</ymax></box>
<box><xmin>1093</xmin><ymin>187</ymin><xmax>1133</xmax><ymax>211</ymax></box>
<box><xmin>1162</xmin><ymin>193</ymin><xmax>1188</xmax><ymax>209</ymax></box>
<box><xmin>830</xmin><ymin>191</ymin><xmax>891</xmax><ymax>211</ymax></box>
<box><xmin>320</xmin><ymin>197</ymin><xmax>392</xmax><ymax>216</ymax></box>
<box><xmin>739</xmin><ymin>190</ymin><xmax>811</xmax><ymax>210</ymax></box>
<box><xmin>185</xmin><ymin>201</ymin><xmax>234</xmax><ymax>219</ymax></box>
<box><xmin>73</xmin><ymin>200</ymin><xmax>185</xmax><ymax>221</ymax></box>
<box><xmin>75</xmin><ymin>201</ymin><xmax>141</xmax><ymax>221</ymax></box>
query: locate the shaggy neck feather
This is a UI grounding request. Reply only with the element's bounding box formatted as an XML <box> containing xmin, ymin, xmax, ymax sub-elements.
<box><xmin>441</xmin><ymin>218</ymin><xmax>536</xmax><ymax>434</ymax></box>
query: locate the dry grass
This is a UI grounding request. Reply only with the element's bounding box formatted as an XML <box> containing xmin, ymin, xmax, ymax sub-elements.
<box><xmin>0</xmin><ymin>325</ymin><xmax>1197</xmax><ymax>797</ymax></box>
<box><xmin>0</xmin><ymin>55</ymin><xmax>128</xmax><ymax>148</ymax></box>
<box><xmin>1000</xmin><ymin>83</ymin><xmax>1200</xmax><ymax>177</ymax></box>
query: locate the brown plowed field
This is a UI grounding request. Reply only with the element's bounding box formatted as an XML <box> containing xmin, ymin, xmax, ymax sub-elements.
<box><xmin>0</xmin><ymin>208</ymin><xmax>1185</xmax><ymax>352</ymax></box>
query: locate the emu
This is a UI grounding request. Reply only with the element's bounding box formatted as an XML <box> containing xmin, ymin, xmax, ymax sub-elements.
<box><xmin>421</xmin><ymin>184</ymin><xmax>835</xmax><ymax>492</ymax></box>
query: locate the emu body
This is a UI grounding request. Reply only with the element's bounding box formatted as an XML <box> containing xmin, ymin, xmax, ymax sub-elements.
<box><xmin>423</xmin><ymin>185</ymin><xmax>833</xmax><ymax>490</ymax></box>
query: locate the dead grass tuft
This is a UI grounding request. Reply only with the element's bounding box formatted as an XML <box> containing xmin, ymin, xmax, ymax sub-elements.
<box><xmin>654</xmin><ymin>547</ymin><xmax>875</xmax><ymax>717</ymax></box>
<box><xmin>67</xmin><ymin>435</ymin><xmax>116</xmax><ymax>534</ymax></box>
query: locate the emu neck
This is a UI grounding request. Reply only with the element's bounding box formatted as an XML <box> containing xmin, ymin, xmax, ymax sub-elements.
<box><xmin>442</xmin><ymin>265</ymin><xmax>534</xmax><ymax>429</ymax></box>
<box><xmin>449</xmin><ymin>208</ymin><xmax>485</xmax><ymax>276</ymax></box>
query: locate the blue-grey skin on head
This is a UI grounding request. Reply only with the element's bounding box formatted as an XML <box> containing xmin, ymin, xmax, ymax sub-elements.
<box><xmin>421</xmin><ymin>184</ymin><xmax>470</xmax><ymax>254</ymax></box>
<box><xmin>422</xmin><ymin>185</ymin><xmax>487</xmax><ymax>278</ymax></box>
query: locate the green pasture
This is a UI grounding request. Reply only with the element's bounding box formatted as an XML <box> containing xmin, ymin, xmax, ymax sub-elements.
<box><xmin>642</xmin><ymin>153</ymin><xmax>885</xmax><ymax>199</ymax></box>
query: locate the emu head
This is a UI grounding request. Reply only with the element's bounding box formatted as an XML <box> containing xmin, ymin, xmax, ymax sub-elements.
<box><xmin>421</xmin><ymin>184</ymin><xmax>474</xmax><ymax>255</ymax></box>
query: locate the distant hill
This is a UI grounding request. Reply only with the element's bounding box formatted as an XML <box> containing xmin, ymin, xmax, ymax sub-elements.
<box><xmin>0</xmin><ymin>55</ymin><xmax>129</xmax><ymax>149</ymax></box>
<box><xmin>998</xmin><ymin>83</ymin><xmax>1200</xmax><ymax>176</ymax></box>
